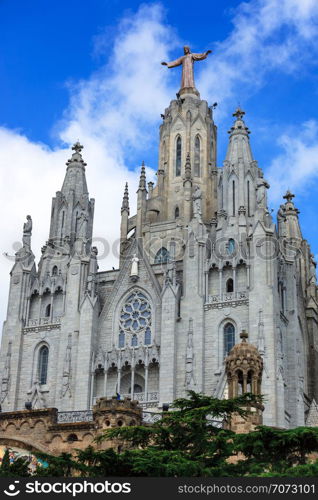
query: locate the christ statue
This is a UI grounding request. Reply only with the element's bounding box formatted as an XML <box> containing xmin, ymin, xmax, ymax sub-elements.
<box><xmin>162</xmin><ymin>46</ymin><xmax>211</xmax><ymax>90</ymax></box>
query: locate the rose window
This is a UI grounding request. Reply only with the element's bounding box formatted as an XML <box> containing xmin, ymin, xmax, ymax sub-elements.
<box><xmin>119</xmin><ymin>291</ymin><xmax>152</xmax><ymax>346</ymax></box>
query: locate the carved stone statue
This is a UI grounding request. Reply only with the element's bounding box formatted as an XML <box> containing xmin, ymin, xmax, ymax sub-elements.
<box><xmin>277</xmin><ymin>204</ymin><xmax>287</xmax><ymax>237</ymax></box>
<box><xmin>256</xmin><ymin>178</ymin><xmax>269</xmax><ymax>208</ymax></box>
<box><xmin>22</xmin><ymin>215</ymin><xmax>32</xmax><ymax>249</ymax></box>
<box><xmin>192</xmin><ymin>185</ymin><xmax>202</xmax><ymax>219</ymax></box>
<box><xmin>77</xmin><ymin>212</ymin><xmax>88</xmax><ymax>238</ymax></box>
<box><xmin>162</xmin><ymin>46</ymin><xmax>211</xmax><ymax>90</ymax></box>
<box><xmin>61</xmin><ymin>335</ymin><xmax>72</xmax><ymax>398</ymax></box>
<box><xmin>130</xmin><ymin>254</ymin><xmax>139</xmax><ymax>277</ymax></box>
<box><xmin>309</xmin><ymin>254</ymin><xmax>317</xmax><ymax>285</ymax></box>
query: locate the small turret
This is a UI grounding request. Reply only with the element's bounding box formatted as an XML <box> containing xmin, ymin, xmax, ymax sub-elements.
<box><xmin>225</xmin><ymin>330</ymin><xmax>264</xmax><ymax>433</ymax></box>
<box><xmin>279</xmin><ymin>190</ymin><xmax>302</xmax><ymax>242</ymax></box>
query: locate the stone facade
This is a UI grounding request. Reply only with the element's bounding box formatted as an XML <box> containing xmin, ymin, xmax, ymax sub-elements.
<box><xmin>1</xmin><ymin>84</ymin><xmax>318</xmax><ymax>430</ymax></box>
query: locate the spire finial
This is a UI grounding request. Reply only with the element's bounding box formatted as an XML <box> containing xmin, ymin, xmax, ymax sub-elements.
<box><xmin>240</xmin><ymin>329</ymin><xmax>248</xmax><ymax>342</ymax></box>
<box><xmin>72</xmin><ymin>141</ymin><xmax>84</xmax><ymax>154</ymax></box>
<box><xmin>283</xmin><ymin>190</ymin><xmax>295</xmax><ymax>203</ymax></box>
<box><xmin>233</xmin><ymin>107</ymin><xmax>245</xmax><ymax>120</ymax></box>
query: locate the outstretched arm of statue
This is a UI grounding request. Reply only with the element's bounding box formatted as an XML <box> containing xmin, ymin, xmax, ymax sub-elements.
<box><xmin>192</xmin><ymin>50</ymin><xmax>212</xmax><ymax>61</ymax></box>
<box><xmin>163</xmin><ymin>56</ymin><xmax>183</xmax><ymax>68</ymax></box>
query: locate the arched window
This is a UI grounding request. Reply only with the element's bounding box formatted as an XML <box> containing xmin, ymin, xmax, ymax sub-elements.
<box><xmin>67</xmin><ymin>433</ymin><xmax>78</xmax><ymax>442</ymax></box>
<box><xmin>175</xmin><ymin>136</ymin><xmax>181</xmax><ymax>176</ymax></box>
<box><xmin>194</xmin><ymin>135</ymin><xmax>200</xmax><ymax>176</ymax></box>
<box><xmin>175</xmin><ymin>206</ymin><xmax>180</xmax><ymax>219</ymax></box>
<box><xmin>224</xmin><ymin>323</ymin><xmax>235</xmax><ymax>356</ymax></box>
<box><xmin>38</xmin><ymin>346</ymin><xmax>49</xmax><ymax>385</ymax></box>
<box><xmin>237</xmin><ymin>370</ymin><xmax>243</xmax><ymax>395</ymax></box>
<box><xmin>155</xmin><ymin>247</ymin><xmax>170</xmax><ymax>264</ymax></box>
<box><xmin>52</xmin><ymin>266</ymin><xmax>58</xmax><ymax>276</ymax></box>
<box><xmin>226</xmin><ymin>278</ymin><xmax>234</xmax><ymax>293</ymax></box>
<box><xmin>144</xmin><ymin>327</ymin><xmax>151</xmax><ymax>345</ymax></box>
<box><xmin>118</xmin><ymin>331</ymin><xmax>125</xmax><ymax>348</ymax></box>
<box><xmin>45</xmin><ymin>304</ymin><xmax>51</xmax><ymax>318</ymax></box>
<box><xmin>131</xmin><ymin>334</ymin><xmax>138</xmax><ymax>347</ymax></box>
<box><xmin>129</xmin><ymin>384</ymin><xmax>142</xmax><ymax>394</ymax></box>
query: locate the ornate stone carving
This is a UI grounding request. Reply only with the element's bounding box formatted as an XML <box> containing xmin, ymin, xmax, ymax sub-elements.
<box><xmin>185</xmin><ymin>318</ymin><xmax>195</xmax><ymax>389</ymax></box>
<box><xmin>192</xmin><ymin>185</ymin><xmax>202</xmax><ymax>220</ymax></box>
<box><xmin>0</xmin><ymin>341</ymin><xmax>12</xmax><ymax>403</ymax></box>
<box><xmin>60</xmin><ymin>334</ymin><xmax>72</xmax><ymax>398</ymax></box>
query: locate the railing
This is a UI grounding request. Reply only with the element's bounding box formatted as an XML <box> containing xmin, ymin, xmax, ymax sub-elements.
<box><xmin>206</xmin><ymin>291</ymin><xmax>248</xmax><ymax>304</ymax></box>
<box><xmin>121</xmin><ymin>392</ymin><xmax>159</xmax><ymax>403</ymax></box>
<box><xmin>27</xmin><ymin>317</ymin><xmax>62</xmax><ymax>327</ymax></box>
<box><xmin>57</xmin><ymin>410</ymin><xmax>93</xmax><ymax>423</ymax></box>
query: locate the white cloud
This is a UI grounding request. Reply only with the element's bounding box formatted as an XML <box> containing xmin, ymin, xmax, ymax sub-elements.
<box><xmin>198</xmin><ymin>0</ymin><xmax>318</xmax><ymax>115</ymax></box>
<box><xmin>266</xmin><ymin>120</ymin><xmax>318</xmax><ymax>203</ymax></box>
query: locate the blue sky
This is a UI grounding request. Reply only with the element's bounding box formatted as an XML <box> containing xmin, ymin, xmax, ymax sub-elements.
<box><xmin>1</xmin><ymin>0</ymin><xmax>318</xmax><ymax>328</ymax></box>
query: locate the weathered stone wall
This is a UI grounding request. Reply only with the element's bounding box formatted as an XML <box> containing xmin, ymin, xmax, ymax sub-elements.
<box><xmin>0</xmin><ymin>398</ymin><xmax>141</xmax><ymax>456</ymax></box>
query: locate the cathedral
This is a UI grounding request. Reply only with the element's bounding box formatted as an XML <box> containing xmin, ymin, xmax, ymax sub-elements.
<box><xmin>1</xmin><ymin>47</ymin><xmax>318</xmax><ymax>430</ymax></box>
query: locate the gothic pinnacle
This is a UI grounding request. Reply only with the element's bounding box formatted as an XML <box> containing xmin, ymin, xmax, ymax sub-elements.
<box><xmin>121</xmin><ymin>182</ymin><xmax>130</xmax><ymax>214</ymax></box>
<box><xmin>138</xmin><ymin>161</ymin><xmax>147</xmax><ymax>190</ymax></box>
<box><xmin>184</xmin><ymin>152</ymin><xmax>192</xmax><ymax>180</ymax></box>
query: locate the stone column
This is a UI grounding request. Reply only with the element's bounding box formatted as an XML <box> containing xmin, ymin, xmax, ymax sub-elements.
<box><xmin>144</xmin><ymin>364</ymin><xmax>149</xmax><ymax>400</ymax></box>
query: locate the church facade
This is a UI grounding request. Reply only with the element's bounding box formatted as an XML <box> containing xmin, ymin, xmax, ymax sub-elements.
<box><xmin>1</xmin><ymin>74</ymin><xmax>318</xmax><ymax>429</ymax></box>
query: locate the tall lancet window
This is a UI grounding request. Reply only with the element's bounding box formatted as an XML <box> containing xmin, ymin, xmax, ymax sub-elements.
<box><xmin>224</xmin><ymin>323</ymin><xmax>235</xmax><ymax>356</ymax></box>
<box><xmin>194</xmin><ymin>135</ymin><xmax>201</xmax><ymax>176</ymax></box>
<box><xmin>176</xmin><ymin>136</ymin><xmax>182</xmax><ymax>176</ymax></box>
<box><xmin>247</xmin><ymin>180</ymin><xmax>251</xmax><ymax>217</ymax></box>
<box><xmin>38</xmin><ymin>345</ymin><xmax>49</xmax><ymax>385</ymax></box>
<box><xmin>232</xmin><ymin>180</ymin><xmax>236</xmax><ymax>216</ymax></box>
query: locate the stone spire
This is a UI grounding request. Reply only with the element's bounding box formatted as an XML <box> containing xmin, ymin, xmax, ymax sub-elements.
<box><xmin>138</xmin><ymin>161</ymin><xmax>147</xmax><ymax>191</ymax></box>
<box><xmin>121</xmin><ymin>182</ymin><xmax>130</xmax><ymax>214</ymax></box>
<box><xmin>136</xmin><ymin>162</ymin><xmax>147</xmax><ymax>238</ymax></box>
<box><xmin>225</xmin><ymin>107</ymin><xmax>253</xmax><ymax>165</ymax></box>
<box><xmin>48</xmin><ymin>142</ymin><xmax>94</xmax><ymax>250</ymax></box>
<box><xmin>281</xmin><ymin>190</ymin><xmax>302</xmax><ymax>241</ymax></box>
<box><xmin>61</xmin><ymin>142</ymin><xmax>89</xmax><ymax>198</ymax></box>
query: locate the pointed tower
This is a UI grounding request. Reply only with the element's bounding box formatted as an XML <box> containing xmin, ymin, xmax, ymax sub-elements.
<box><xmin>48</xmin><ymin>142</ymin><xmax>95</xmax><ymax>251</ymax></box>
<box><xmin>136</xmin><ymin>162</ymin><xmax>147</xmax><ymax>239</ymax></box>
<box><xmin>219</xmin><ymin>107</ymin><xmax>269</xmax><ymax>225</ymax></box>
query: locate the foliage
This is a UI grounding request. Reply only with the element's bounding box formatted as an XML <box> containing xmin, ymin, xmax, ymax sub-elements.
<box><xmin>4</xmin><ymin>391</ymin><xmax>317</xmax><ymax>477</ymax></box>
<box><xmin>233</xmin><ymin>425</ymin><xmax>318</xmax><ymax>476</ymax></box>
<box><xmin>0</xmin><ymin>448</ymin><xmax>30</xmax><ymax>477</ymax></box>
